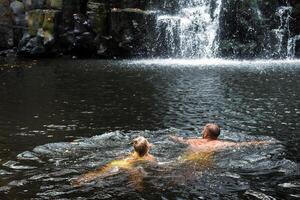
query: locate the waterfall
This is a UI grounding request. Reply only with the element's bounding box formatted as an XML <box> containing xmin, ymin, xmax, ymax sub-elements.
<box><xmin>156</xmin><ymin>0</ymin><xmax>222</xmax><ymax>58</ymax></box>
<box><xmin>273</xmin><ymin>5</ymin><xmax>293</xmax><ymax>57</ymax></box>
<box><xmin>156</xmin><ymin>16</ymin><xmax>180</xmax><ymax>56</ymax></box>
<box><xmin>287</xmin><ymin>35</ymin><xmax>300</xmax><ymax>58</ymax></box>
<box><xmin>154</xmin><ymin>0</ymin><xmax>299</xmax><ymax>59</ymax></box>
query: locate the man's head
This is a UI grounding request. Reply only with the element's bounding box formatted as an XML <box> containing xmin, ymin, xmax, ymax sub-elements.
<box><xmin>132</xmin><ymin>136</ymin><xmax>152</xmax><ymax>157</ymax></box>
<box><xmin>202</xmin><ymin>123</ymin><xmax>220</xmax><ymax>140</ymax></box>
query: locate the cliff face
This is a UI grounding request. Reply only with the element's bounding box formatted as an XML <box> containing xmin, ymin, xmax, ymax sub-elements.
<box><xmin>291</xmin><ymin>0</ymin><xmax>300</xmax><ymax>57</ymax></box>
<box><xmin>1</xmin><ymin>0</ymin><xmax>300</xmax><ymax>58</ymax></box>
<box><xmin>0</xmin><ymin>0</ymin><xmax>13</xmax><ymax>51</ymax></box>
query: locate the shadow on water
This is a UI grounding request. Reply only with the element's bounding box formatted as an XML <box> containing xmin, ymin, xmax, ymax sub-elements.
<box><xmin>0</xmin><ymin>59</ymin><xmax>300</xmax><ymax>199</ymax></box>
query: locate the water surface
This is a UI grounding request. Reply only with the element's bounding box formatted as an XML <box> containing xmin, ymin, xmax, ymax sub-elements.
<box><xmin>0</xmin><ymin>59</ymin><xmax>299</xmax><ymax>199</ymax></box>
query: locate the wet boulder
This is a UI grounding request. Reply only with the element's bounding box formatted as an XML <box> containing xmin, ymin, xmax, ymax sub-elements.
<box><xmin>109</xmin><ymin>8</ymin><xmax>157</xmax><ymax>57</ymax></box>
<box><xmin>18</xmin><ymin>32</ymin><xmax>46</xmax><ymax>55</ymax></box>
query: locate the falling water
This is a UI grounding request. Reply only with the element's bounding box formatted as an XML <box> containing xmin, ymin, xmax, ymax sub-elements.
<box><xmin>156</xmin><ymin>16</ymin><xmax>180</xmax><ymax>56</ymax></box>
<box><xmin>156</xmin><ymin>0</ymin><xmax>222</xmax><ymax>58</ymax></box>
<box><xmin>273</xmin><ymin>5</ymin><xmax>293</xmax><ymax>57</ymax></box>
<box><xmin>287</xmin><ymin>35</ymin><xmax>300</xmax><ymax>58</ymax></box>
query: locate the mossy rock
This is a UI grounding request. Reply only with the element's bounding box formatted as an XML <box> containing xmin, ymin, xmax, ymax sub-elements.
<box><xmin>88</xmin><ymin>2</ymin><xmax>108</xmax><ymax>35</ymax></box>
<box><xmin>23</xmin><ymin>0</ymin><xmax>46</xmax><ymax>10</ymax></box>
<box><xmin>47</xmin><ymin>0</ymin><xmax>63</xmax><ymax>10</ymax></box>
<box><xmin>42</xmin><ymin>10</ymin><xmax>60</xmax><ymax>43</ymax></box>
<box><xmin>42</xmin><ymin>10</ymin><xmax>59</xmax><ymax>33</ymax></box>
<box><xmin>0</xmin><ymin>0</ymin><xmax>14</xmax><ymax>50</ymax></box>
<box><xmin>28</xmin><ymin>9</ymin><xmax>45</xmax><ymax>36</ymax></box>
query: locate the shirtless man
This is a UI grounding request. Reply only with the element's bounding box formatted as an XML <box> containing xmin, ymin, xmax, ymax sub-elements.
<box><xmin>171</xmin><ymin>123</ymin><xmax>269</xmax><ymax>152</ymax></box>
<box><xmin>72</xmin><ymin>136</ymin><xmax>155</xmax><ymax>187</ymax></box>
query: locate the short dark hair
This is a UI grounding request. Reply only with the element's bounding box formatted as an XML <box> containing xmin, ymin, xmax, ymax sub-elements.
<box><xmin>205</xmin><ymin>124</ymin><xmax>220</xmax><ymax>139</ymax></box>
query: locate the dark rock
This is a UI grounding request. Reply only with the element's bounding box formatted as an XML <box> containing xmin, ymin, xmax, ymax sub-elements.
<box><xmin>73</xmin><ymin>13</ymin><xmax>91</xmax><ymax>34</ymax></box>
<box><xmin>87</xmin><ymin>2</ymin><xmax>108</xmax><ymax>35</ymax></box>
<box><xmin>0</xmin><ymin>0</ymin><xmax>14</xmax><ymax>50</ymax></box>
<box><xmin>47</xmin><ymin>0</ymin><xmax>63</xmax><ymax>10</ymax></box>
<box><xmin>0</xmin><ymin>48</ymin><xmax>17</xmax><ymax>57</ymax></box>
<box><xmin>72</xmin><ymin>31</ymin><xmax>97</xmax><ymax>56</ymax></box>
<box><xmin>57</xmin><ymin>13</ymin><xmax>96</xmax><ymax>57</ymax></box>
<box><xmin>295</xmin><ymin>39</ymin><xmax>300</xmax><ymax>57</ymax></box>
<box><xmin>18</xmin><ymin>9</ymin><xmax>60</xmax><ymax>56</ymax></box>
<box><xmin>290</xmin><ymin>1</ymin><xmax>300</xmax><ymax>38</ymax></box>
<box><xmin>218</xmin><ymin>39</ymin><xmax>259</xmax><ymax>59</ymax></box>
<box><xmin>23</xmin><ymin>0</ymin><xmax>46</xmax><ymax>10</ymax></box>
<box><xmin>19</xmin><ymin>34</ymin><xmax>46</xmax><ymax>55</ymax></box>
<box><xmin>28</xmin><ymin>9</ymin><xmax>45</xmax><ymax>37</ymax></box>
<box><xmin>10</xmin><ymin>1</ymin><xmax>25</xmax><ymax>15</ymax></box>
<box><xmin>42</xmin><ymin>10</ymin><xmax>61</xmax><ymax>44</ymax></box>
<box><xmin>109</xmin><ymin>8</ymin><xmax>157</xmax><ymax>57</ymax></box>
<box><xmin>10</xmin><ymin>1</ymin><xmax>26</xmax><ymax>45</ymax></box>
<box><xmin>61</xmin><ymin>0</ymin><xmax>83</xmax><ymax>30</ymax></box>
<box><xmin>218</xmin><ymin>0</ymin><xmax>287</xmax><ymax>58</ymax></box>
<box><xmin>146</xmin><ymin>0</ymin><xmax>179</xmax><ymax>14</ymax></box>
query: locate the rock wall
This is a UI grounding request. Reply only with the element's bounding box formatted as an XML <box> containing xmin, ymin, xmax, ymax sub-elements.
<box><xmin>218</xmin><ymin>0</ymin><xmax>291</xmax><ymax>59</ymax></box>
<box><xmin>290</xmin><ymin>0</ymin><xmax>300</xmax><ymax>57</ymax></box>
<box><xmin>1</xmin><ymin>0</ymin><xmax>300</xmax><ymax>58</ymax></box>
<box><xmin>0</xmin><ymin>0</ymin><xmax>13</xmax><ymax>51</ymax></box>
<box><xmin>18</xmin><ymin>0</ymin><xmax>80</xmax><ymax>56</ymax></box>
<box><xmin>14</xmin><ymin>0</ymin><xmax>157</xmax><ymax>58</ymax></box>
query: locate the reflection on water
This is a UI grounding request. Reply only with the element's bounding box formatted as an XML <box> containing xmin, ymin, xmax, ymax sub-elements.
<box><xmin>0</xmin><ymin>59</ymin><xmax>300</xmax><ymax>199</ymax></box>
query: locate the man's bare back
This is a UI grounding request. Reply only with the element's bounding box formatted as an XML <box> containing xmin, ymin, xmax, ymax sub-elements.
<box><xmin>171</xmin><ymin>124</ymin><xmax>271</xmax><ymax>153</ymax></box>
<box><xmin>185</xmin><ymin>138</ymin><xmax>236</xmax><ymax>152</ymax></box>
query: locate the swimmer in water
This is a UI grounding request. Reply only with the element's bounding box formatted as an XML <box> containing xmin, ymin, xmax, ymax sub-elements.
<box><xmin>171</xmin><ymin>123</ymin><xmax>272</xmax><ymax>153</ymax></box>
<box><xmin>72</xmin><ymin>136</ymin><xmax>156</xmax><ymax>188</ymax></box>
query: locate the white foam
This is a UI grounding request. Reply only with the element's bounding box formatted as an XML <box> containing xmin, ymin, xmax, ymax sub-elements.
<box><xmin>126</xmin><ymin>58</ymin><xmax>300</xmax><ymax>68</ymax></box>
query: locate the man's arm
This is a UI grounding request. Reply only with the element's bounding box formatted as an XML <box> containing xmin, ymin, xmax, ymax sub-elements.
<box><xmin>169</xmin><ymin>135</ymin><xmax>188</xmax><ymax>144</ymax></box>
<box><xmin>237</xmin><ymin>140</ymin><xmax>275</xmax><ymax>147</ymax></box>
<box><xmin>71</xmin><ymin>163</ymin><xmax>119</xmax><ymax>187</ymax></box>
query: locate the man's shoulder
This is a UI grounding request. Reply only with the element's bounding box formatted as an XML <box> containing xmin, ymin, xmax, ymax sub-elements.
<box><xmin>186</xmin><ymin>138</ymin><xmax>205</xmax><ymax>144</ymax></box>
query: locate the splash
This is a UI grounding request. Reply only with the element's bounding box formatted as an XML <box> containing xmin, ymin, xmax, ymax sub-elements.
<box><xmin>2</xmin><ymin>130</ymin><xmax>297</xmax><ymax>198</ymax></box>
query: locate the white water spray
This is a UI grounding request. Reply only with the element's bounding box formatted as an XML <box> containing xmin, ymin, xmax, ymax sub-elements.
<box><xmin>273</xmin><ymin>5</ymin><xmax>293</xmax><ymax>56</ymax></box>
<box><xmin>287</xmin><ymin>35</ymin><xmax>300</xmax><ymax>58</ymax></box>
<box><xmin>156</xmin><ymin>0</ymin><xmax>222</xmax><ymax>58</ymax></box>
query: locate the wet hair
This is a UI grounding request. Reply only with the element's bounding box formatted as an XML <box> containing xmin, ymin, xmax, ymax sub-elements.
<box><xmin>204</xmin><ymin>123</ymin><xmax>220</xmax><ymax>139</ymax></box>
<box><xmin>132</xmin><ymin>136</ymin><xmax>151</xmax><ymax>157</ymax></box>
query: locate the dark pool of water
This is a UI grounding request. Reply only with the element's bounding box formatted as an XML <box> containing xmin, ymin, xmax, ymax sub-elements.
<box><xmin>0</xmin><ymin>59</ymin><xmax>299</xmax><ymax>199</ymax></box>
